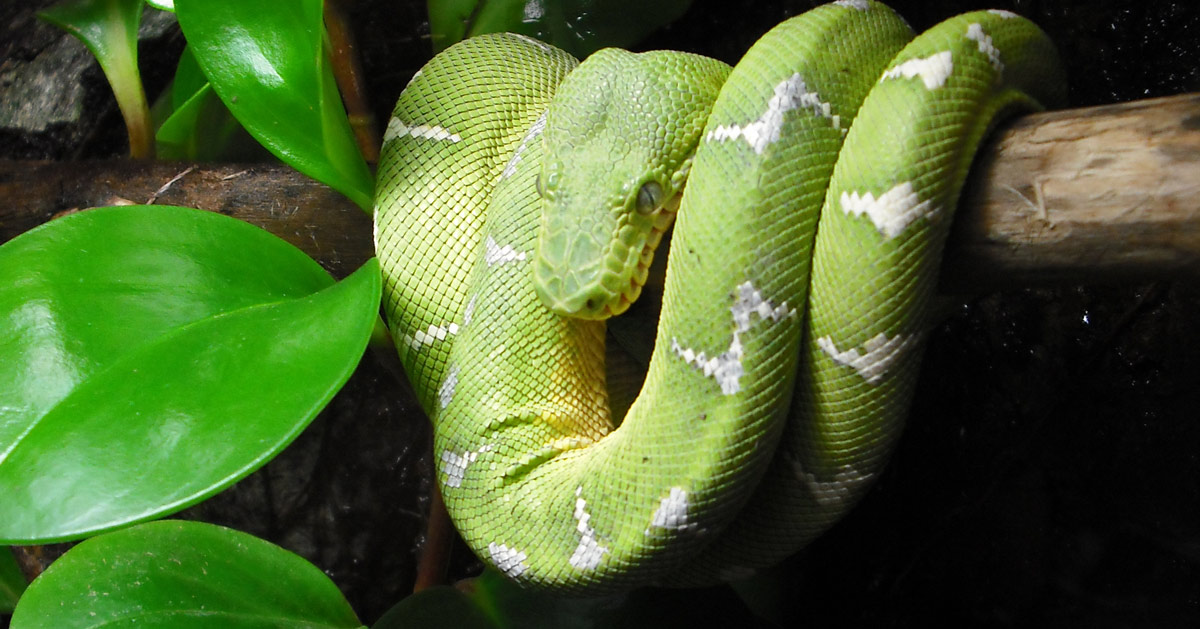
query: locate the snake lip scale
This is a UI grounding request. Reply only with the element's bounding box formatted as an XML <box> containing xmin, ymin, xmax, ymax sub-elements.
<box><xmin>375</xmin><ymin>0</ymin><xmax>1066</xmax><ymax>592</ymax></box>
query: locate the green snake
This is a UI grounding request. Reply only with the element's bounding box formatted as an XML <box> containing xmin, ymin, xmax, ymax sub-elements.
<box><xmin>374</xmin><ymin>1</ymin><xmax>1064</xmax><ymax>592</ymax></box>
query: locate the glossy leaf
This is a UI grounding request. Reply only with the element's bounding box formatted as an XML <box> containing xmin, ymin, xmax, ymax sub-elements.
<box><xmin>39</xmin><ymin>0</ymin><xmax>153</xmax><ymax>158</ymax></box>
<box><xmin>175</xmin><ymin>0</ymin><xmax>373</xmax><ymax>210</ymax></box>
<box><xmin>0</xmin><ymin>206</ymin><xmax>381</xmax><ymax>543</ymax></box>
<box><xmin>145</xmin><ymin>0</ymin><xmax>173</xmax><ymax>11</ymax></box>
<box><xmin>156</xmin><ymin>82</ymin><xmax>270</xmax><ymax>161</ymax></box>
<box><xmin>170</xmin><ymin>45</ymin><xmax>208</xmax><ymax>110</ymax></box>
<box><xmin>428</xmin><ymin>0</ymin><xmax>695</xmax><ymax>57</ymax></box>
<box><xmin>1</xmin><ymin>547</ymin><xmax>26</xmax><ymax>613</ymax></box>
<box><xmin>10</xmin><ymin>520</ymin><xmax>364</xmax><ymax>628</ymax></box>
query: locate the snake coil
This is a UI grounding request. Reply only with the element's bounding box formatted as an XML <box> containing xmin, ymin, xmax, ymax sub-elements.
<box><xmin>375</xmin><ymin>0</ymin><xmax>1065</xmax><ymax>592</ymax></box>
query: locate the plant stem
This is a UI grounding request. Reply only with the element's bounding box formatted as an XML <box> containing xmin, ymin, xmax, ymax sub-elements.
<box><xmin>102</xmin><ymin>3</ymin><xmax>154</xmax><ymax>159</ymax></box>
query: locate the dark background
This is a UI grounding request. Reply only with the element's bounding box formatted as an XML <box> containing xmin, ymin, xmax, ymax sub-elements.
<box><xmin>2</xmin><ymin>0</ymin><xmax>1198</xmax><ymax>625</ymax></box>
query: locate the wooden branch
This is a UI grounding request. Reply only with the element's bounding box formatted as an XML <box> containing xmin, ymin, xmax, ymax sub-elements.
<box><xmin>2</xmin><ymin>93</ymin><xmax>1197</xmax><ymax>289</ymax></box>
<box><xmin>944</xmin><ymin>93</ymin><xmax>1200</xmax><ymax>291</ymax></box>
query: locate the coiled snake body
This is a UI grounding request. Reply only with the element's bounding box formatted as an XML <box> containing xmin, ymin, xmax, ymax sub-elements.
<box><xmin>374</xmin><ymin>0</ymin><xmax>1064</xmax><ymax>592</ymax></box>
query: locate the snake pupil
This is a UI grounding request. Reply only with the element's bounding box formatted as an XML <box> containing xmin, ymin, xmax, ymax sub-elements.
<box><xmin>635</xmin><ymin>181</ymin><xmax>663</xmax><ymax>214</ymax></box>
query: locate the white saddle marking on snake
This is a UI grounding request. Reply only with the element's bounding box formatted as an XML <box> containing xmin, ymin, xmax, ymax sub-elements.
<box><xmin>833</xmin><ymin>0</ymin><xmax>870</xmax><ymax>10</ymax></box>
<box><xmin>647</xmin><ymin>486</ymin><xmax>691</xmax><ymax>533</ymax></box>
<box><xmin>987</xmin><ymin>9</ymin><xmax>1019</xmax><ymax>19</ymax></box>
<box><xmin>485</xmin><ymin>236</ymin><xmax>528</xmax><ymax>266</ymax></box>
<box><xmin>880</xmin><ymin>51</ymin><xmax>954</xmax><ymax>89</ymax></box>
<box><xmin>790</xmin><ymin>460</ymin><xmax>875</xmax><ymax>507</ymax></box>
<box><xmin>569</xmin><ymin>486</ymin><xmax>608</xmax><ymax>570</ymax></box>
<box><xmin>440</xmin><ymin>443</ymin><xmax>493</xmax><ymax>488</ymax></box>
<box><xmin>816</xmin><ymin>332</ymin><xmax>918</xmax><ymax>385</ymax></box>
<box><xmin>671</xmin><ymin>282</ymin><xmax>792</xmax><ymax>395</ymax></box>
<box><xmin>462</xmin><ymin>294</ymin><xmax>478</xmax><ymax>327</ymax></box>
<box><xmin>966</xmin><ymin>23</ymin><xmax>1004</xmax><ymax>73</ymax></box>
<box><xmin>705</xmin><ymin>73</ymin><xmax>841</xmax><ymax>154</ymax></box>
<box><xmin>488</xmin><ymin>542</ymin><xmax>529</xmax><ymax>578</ymax></box>
<box><xmin>522</xmin><ymin>0</ymin><xmax>545</xmax><ymax>20</ymax></box>
<box><xmin>383</xmin><ymin>117</ymin><xmax>462</xmax><ymax>143</ymax></box>
<box><xmin>404</xmin><ymin>321</ymin><xmax>459</xmax><ymax>351</ymax></box>
<box><xmin>501</xmin><ymin>111</ymin><xmax>548</xmax><ymax>180</ymax></box>
<box><xmin>839</xmin><ymin>181</ymin><xmax>938</xmax><ymax>239</ymax></box>
<box><xmin>439</xmin><ymin>365</ymin><xmax>460</xmax><ymax>409</ymax></box>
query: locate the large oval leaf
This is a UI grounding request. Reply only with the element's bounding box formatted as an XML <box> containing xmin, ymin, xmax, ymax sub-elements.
<box><xmin>10</xmin><ymin>520</ymin><xmax>364</xmax><ymax>628</ymax></box>
<box><xmin>0</xmin><ymin>206</ymin><xmax>380</xmax><ymax>542</ymax></box>
<box><xmin>175</xmin><ymin>0</ymin><xmax>373</xmax><ymax>209</ymax></box>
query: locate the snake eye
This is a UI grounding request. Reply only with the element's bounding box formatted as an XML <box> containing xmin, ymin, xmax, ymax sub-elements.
<box><xmin>635</xmin><ymin>181</ymin><xmax>663</xmax><ymax>215</ymax></box>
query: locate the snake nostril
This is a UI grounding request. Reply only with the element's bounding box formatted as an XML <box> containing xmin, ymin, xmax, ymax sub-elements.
<box><xmin>585</xmin><ymin>297</ymin><xmax>598</xmax><ymax>311</ymax></box>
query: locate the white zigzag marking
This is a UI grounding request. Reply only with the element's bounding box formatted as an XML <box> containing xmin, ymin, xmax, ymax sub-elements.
<box><xmin>485</xmin><ymin>236</ymin><xmax>527</xmax><ymax>266</ymax></box>
<box><xmin>438</xmin><ymin>365</ymin><xmax>459</xmax><ymax>409</ymax></box>
<box><xmin>647</xmin><ymin>487</ymin><xmax>690</xmax><ymax>533</ymax></box>
<box><xmin>790</xmin><ymin>460</ymin><xmax>875</xmax><ymax>507</ymax></box>
<box><xmin>569</xmin><ymin>486</ymin><xmax>608</xmax><ymax>570</ymax></box>
<box><xmin>523</xmin><ymin>0</ymin><xmax>545</xmax><ymax>20</ymax></box>
<box><xmin>966</xmin><ymin>22</ymin><xmax>1004</xmax><ymax>73</ymax></box>
<box><xmin>383</xmin><ymin>117</ymin><xmax>461</xmax><ymax>143</ymax></box>
<box><xmin>501</xmin><ymin>111</ymin><xmax>547</xmax><ymax>180</ymax></box>
<box><xmin>488</xmin><ymin>542</ymin><xmax>528</xmax><ymax>578</ymax></box>
<box><xmin>403</xmin><ymin>321</ymin><xmax>459</xmax><ymax>351</ymax></box>
<box><xmin>839</xmin><ymin>181</ymin><xmax>938</xmax><ymax>239</ymax></box>
<box><xmin>833</xmin><ymin>0</ymin><xmax>869</xmax><ymax>10</ymax></box>
<box><xmin>462</xmin><ymin>294</ymin><xmax>478</xmax><ymax>326</ymax></box>
<box><xmin>816</xmin><ymin>332</ymin><xmax>917</xmax><ymax>385</ymax></box>
<box><xmin>440</xmin><ymin>444</ymin><xmax>492</xmax><ymax>488</ymax></box>
<box><xmin>672</xmin><ymin>281</ymin><xmax>792</xmax><ymax>395</ymax></box>
<box><xmin>706</xmin><ymin>73</ymin><xmax>841</xmax><ymax>154</ymax></box>
<box><xmin>880</xmin><ymin>51</ymin><xmax>954</xmax><ymax>90</ymax></box>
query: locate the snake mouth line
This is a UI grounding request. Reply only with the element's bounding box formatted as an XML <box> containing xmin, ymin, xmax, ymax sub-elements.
<box><xmin>601</xmin><ymin>218</ymin><xmax>670</xmax><ymax>318</ymax></box>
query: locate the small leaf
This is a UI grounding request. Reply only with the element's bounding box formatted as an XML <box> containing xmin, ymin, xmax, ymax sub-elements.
<box><xmin>39</xmin><ymin>0</ymin><xmax>154</xmax><ymax>158</ymax></box>
<box><xmin>170</xmin><ymin>45</ymin><xmax>208</xmax><ymax>111</ymax></box>
<box><xmin>10</xmin><ymin>520</ymin><xmax>364</xmax><ymax>628</ymax></box>
<box><xmin>156</xmin><ymin>82</ymin><xmax>270</xmax><ymax>161</ymax></box>
<box><xmin>1</xmin><ymin>547</ymin><xmax>27</xmax><ymax>613</ymax></box>
<box><xmin>373</xmin><ymin>586</ymin><xmax>497</xmax><ymax>629</ymax></box>
<box><xmin>428</xmin><ymin>0</ymin><xmax>695</xmax><ymax>57</ymax></box>
<box><xmin>175</xmin><ymin>0</ymin><xmax>373</xmax><ymax>210</ymax></box>
<box><xmin>0</xmin><ymin>206</ymin><xmax>381</xmax><ymax>543</ymax></box>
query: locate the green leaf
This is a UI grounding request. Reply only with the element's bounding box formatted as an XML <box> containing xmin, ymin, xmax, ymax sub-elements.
<box><xmin>39</xmin><ymin>0</ymin><xmax>154</xmax><ymax>158</ymax></box>
<box><xmin>156</xmin><ymin>82</ymin><xmax>270</xmax><ymax>161</ymax></box>
<box><xmin>10</xmin><ymin>520</ymin><xmax>364</xmax><ymax>628</ymax></box>
<box><xmin>427</xmin><ymin>0</ymin><xmax>695</xmax><ymax>57</ymax></box>
<box><xmin>373</xmin><ymin>586</ymin><xmax>497</xmax><ymax>629</ymax></box>
<box><xmin>1</xmin><ymin>547</ymin><xmax>27</xmax><ymax>613</ymax></box>
<box><xmin>170</xmin><ymin>45</ymin><xmax>208</xmax><ymax>111</ymax></box>
<box><xmin>175</xmin><ymin>0</ymin><xmax>373</xmax><ymax>210</ymax></box>
<box><xmin>0</xmin><ymin>206</ymin><xmax>381</xmax><ymax>543</ymax></box>
<box><xmin>145</xmin><ymin>0</ymin><xmax>174</xmax><ymax>11</ymax></box>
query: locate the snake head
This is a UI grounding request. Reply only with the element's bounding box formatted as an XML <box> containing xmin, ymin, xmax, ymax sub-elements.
<box><xmin>533</xmin><ymin>48</ymin><xmax>730</xmax><ymax>320</ymax></box>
